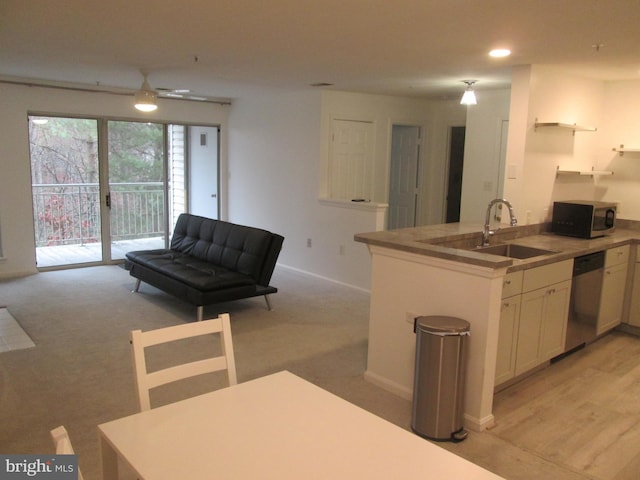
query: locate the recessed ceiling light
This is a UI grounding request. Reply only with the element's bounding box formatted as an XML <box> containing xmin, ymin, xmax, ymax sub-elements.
<box><xmin>489</xmin><ymin>49</ymin><xmax>511</xmax><ymax>58</ymax></box>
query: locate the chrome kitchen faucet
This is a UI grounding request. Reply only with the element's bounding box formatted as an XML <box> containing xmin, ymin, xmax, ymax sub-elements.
<box><xmin>482</xmin><ymin>198</ymin><xmax>518</xmax><ymax>245</ymax></box>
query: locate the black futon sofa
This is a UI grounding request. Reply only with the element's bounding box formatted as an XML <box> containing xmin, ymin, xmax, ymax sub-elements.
<box><xmin>125</xmin><ymin>213</ymin><xmax>284</xmax><ymax>320</ymax></box>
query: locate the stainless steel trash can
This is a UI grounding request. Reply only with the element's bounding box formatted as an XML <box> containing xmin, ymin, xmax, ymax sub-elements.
<box><xmin>411</xmin><ymin>315</ymin><xmax>470</xmax><ymax>442</ymax></box>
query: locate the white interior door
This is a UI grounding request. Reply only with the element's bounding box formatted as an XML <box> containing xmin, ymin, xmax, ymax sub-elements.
<box><xmin>188</xmin><ymin>126</ymin><xmax>219</xmax><ymax>219</ymax></box>
<box><xmin>388</xmin><ymin>125</ymin><xmax>421</xmax><ymax>229</ymax></box>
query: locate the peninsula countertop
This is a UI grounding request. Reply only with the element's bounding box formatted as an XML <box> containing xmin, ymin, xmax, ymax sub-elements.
<box><xmin>354</xmin><ymin>222</ymin><xmax>640</xmax><ymax>272</ymax></box>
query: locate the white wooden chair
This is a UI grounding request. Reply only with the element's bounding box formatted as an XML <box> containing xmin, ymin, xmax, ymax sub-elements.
<box><xmin>130</xmin><ymin>313</ymin><xmax>237</xmax><ymax>411</ymax></box>
<box><xmin>50</xmin><ymin>426</ymin><xmax>85</xmax><ymax>480</ymax></box>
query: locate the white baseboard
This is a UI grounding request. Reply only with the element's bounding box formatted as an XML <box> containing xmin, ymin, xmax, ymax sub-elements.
<box><xmin>363</xmin><ymin>370</ymin><xmax>412</xmax><ymax>401</ymax></box>
<box><xmin>0</xmin><ymin>269</ymin><xmax>37</xmax><ymax>280</ymax></box>
<box><xmin>276</xmin><ymin>263</ymin><xmax>371</xmax><ymax>295</ymax></box>
<box><xmin>464</xmin><ymin>413</ymin><xmax>496</xmax><ymax>432</ymax></box>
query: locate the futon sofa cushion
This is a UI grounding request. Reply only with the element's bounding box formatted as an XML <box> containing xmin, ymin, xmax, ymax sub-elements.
<box><xmin>125</xmin><ymin>250</ymin><xmax>256</xmax><ymax>291</ymax></box>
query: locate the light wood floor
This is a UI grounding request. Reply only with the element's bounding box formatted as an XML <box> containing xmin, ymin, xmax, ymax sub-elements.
<box><xmin>485</xmin><ymin>331</ymin><xmax>640</xmax><ymax>479</ymax></box>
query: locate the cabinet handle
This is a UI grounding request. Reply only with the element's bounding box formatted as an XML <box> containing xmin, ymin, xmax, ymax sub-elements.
<box><xmin>504</xmin><ymin>280</ymin><xmax>511</xmax><ymax>286</ymax></box>
<box><xmin>547</xmin><ymin>288</ymin><xmax>556</xmax><ymax>295</ymax></box>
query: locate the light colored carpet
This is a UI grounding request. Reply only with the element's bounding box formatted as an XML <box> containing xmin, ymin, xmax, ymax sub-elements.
<box><xmin>1</xmin><ymin>265</ymin><xmax>636</xmax><ymax>479</ymax></box>
<box><xmin>0</xmin><ymin>265</ymin><xmax>408</xmax><ymax>479</ymax></box>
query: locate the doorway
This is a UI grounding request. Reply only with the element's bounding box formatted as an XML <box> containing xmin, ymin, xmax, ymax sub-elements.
<box><xmin>445</xmin><ymin>126</ymin><xmax>466</xmax><ymax>223</ymax></box>
<box><xmin>188</xmin><ymin>126</ymin><xmax>220</xmax><ymax>219</ymax></box>
<box><xmin>388</xmin><ymin>125</ymin><xmax>422</xmax><ymax>230</ymax></box>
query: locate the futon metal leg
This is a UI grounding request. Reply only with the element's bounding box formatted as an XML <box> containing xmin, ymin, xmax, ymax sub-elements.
<box><xmin>264</xmin><ymin>295</ymin><xmax>273</xmax><ymax>311</ymax></box>
<box><xmin>132</xmin><ymin>279</ymin><xmax>141</xmax><ymax>293</ymax></box>
<box><xmin>197</xmin><ymin>306</ymin><xmax>204</xmax><ymax>322</ymax></box>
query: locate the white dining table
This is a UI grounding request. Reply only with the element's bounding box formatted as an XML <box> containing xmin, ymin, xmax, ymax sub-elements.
<box><xmin>98</xmin><ymin>370</ymin><xmax>504</xmax><ymax>479</ymax></box>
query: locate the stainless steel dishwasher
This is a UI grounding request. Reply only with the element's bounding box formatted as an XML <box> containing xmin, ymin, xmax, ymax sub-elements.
<box><xmin>564</xmin><ymin>251</ymin><xmax>605</xmax><ymax>353</ymax></box>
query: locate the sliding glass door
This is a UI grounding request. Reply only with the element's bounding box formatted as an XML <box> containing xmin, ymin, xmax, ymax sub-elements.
<box><xmin>29</xmin><ymin>116</ymin><xmax>104</xmax><ymax>266</ymax></box>
<box><xmin>107</xmin><ymin>121</ymin><xmax>167</xmax><ymax>260</ymax></box>
<box><xmin>29</xmin><ymin>116</ymin><xmax>218</xmax><ymax>269</ymax></box>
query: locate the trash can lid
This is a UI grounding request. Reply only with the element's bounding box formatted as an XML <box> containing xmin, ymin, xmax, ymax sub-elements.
<box><xmin>415</xmin><ymin>316</ymin><xmax>470</xmax><ymax>334</ymax></box>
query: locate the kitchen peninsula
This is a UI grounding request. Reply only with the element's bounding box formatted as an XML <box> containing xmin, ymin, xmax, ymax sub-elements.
<box><xmin>355</xmin><ymin>221</ymin><xmax>639</xmax><ymax>432</ymax></box>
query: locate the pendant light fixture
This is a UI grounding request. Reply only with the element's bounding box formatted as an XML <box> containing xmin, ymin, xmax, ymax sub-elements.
<box><xmin>460</xmin><ymin>80</ymin><xmax>477</xmax><ymax>106</ymax></box>
<box><xmin>134</xmin><ymin>74</ymin><xmax>158</xmax><ymax>112</ymax></box>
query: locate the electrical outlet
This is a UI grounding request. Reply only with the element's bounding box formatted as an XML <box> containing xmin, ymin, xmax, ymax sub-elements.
<box><xmin>339</xmin><ymin>245</ymin><xmax>345</xmax><ymax>255</ymax></box>
<box><xmin>306</xmin><ymin>238</ymin><xmax>312</xmax><ymax>248</ymax></box>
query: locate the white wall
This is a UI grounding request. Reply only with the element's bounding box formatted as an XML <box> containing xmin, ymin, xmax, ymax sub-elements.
<box><xmin>525</xmin><ymin>65</ymin><xmax>604</xmax><ymax>223</ymax></box>
<box><xmin>0</xmin><ymin>82</ymin><xmax>230</xmax><ymax>278</ymax></box>
<box><xmin>227</xmin><ymin>89</ymin><xmax>382</xmax><ymax>290</ymax></box>
<box><xmin>596</xmin><ymin>80</ymin><xmax>640</xmax><ymax>220</ymax></box>
<box><xmin>503</xmin><ymin>66</ymin><xmax>640</xmax><ymax>223</ymax></box>
<box><xmin>459</xmin><ymin>88</ymin><xmax>512</xmax><ymax>223</ymax></box>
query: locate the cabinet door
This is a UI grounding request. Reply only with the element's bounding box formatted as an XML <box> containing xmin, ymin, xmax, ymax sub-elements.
<box><xmin>515</xmin><ymin>289</ymin><xmax>545</xmax><ymax>376</ymax></box>
<box><xmin>516</xmin><ymin>280</ymin><xmax>571</xmax><ymax>376</ymax></box>
<box><xmin>598</xmin><ymin>262</ymin><xmax>628</xmax><ymax>335</ymax></box>
<box><xmin>539</xmin><ymin>279</ymin><xmax>571</xmax><ymax>361</ymax></box>
<box><xmin>502</xmin><ymin>271</ymin><xmax>523</xmax><ymax>299</ymax></box>
<box><xmin>605</xmin><ymin>245</ymin><xmax>630</xmax><ymax>268</ymax></box>
<box><xmin>495</xmin><ymin>295</ymin><xmax>521</xmax><ymax>386</ymax></box>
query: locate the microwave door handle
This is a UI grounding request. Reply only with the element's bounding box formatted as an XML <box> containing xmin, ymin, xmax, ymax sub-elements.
<box><xmin>605</xmin><ymin>209</ymin><xmax>616</xmax><ymax>227</ymax></box>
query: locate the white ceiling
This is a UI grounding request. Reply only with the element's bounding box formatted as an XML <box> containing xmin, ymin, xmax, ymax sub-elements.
<box><xmin>1</xmin><ymin>0</ymin><xmax>639</xmax><ymax>101</ymax></box>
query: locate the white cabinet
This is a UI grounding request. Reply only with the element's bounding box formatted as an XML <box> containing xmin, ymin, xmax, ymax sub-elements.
<box><xmin>495</xmin><ymin>271</ymin><xmax>523</xmax><ymax>386</ymax></box>
<box><xmin>515</xmin><ymin>279</ymin><xmax>571</xmax><ymax>376</ymax></box>
<box><xmin>496</xmin><ymin>297</ymin><xmax>521</xmax><ymax>385</ymax></box>
<box><xmin>538</xmin><ymin>280</ymin><xmax>572</xmax><ymax>360</ymax></box>
<box><xmin>495</xmin><ymin>261</ymin><xmax>572</xmax><ymax>385</ymax></box>
<box><xmin>597</xmin><ymin>245</ymin><xmax>630</xmax><ymax>334</ymax></box>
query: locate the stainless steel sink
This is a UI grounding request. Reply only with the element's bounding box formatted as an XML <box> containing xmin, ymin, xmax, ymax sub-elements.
<box><xmin>471</xmin><ymin>243</ymin><xmax>556</xmax><ymax>259</ymax></box>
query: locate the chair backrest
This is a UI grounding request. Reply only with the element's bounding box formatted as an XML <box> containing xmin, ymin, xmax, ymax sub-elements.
<box><xmin>50</xmin><ymin>426</ymin><xmax>85</xmax><ymax>480</ymax></box>
<box><xmin>130</xmin><ymin>313</ymin><xmax>237</xmax><ymax>411</ymax></box>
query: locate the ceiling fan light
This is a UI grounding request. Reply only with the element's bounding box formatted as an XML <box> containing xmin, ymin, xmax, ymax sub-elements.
<box><xmin>134</xmin><ymin>78</ymin><xmax>158</xmax><ymax>112</ymax></box>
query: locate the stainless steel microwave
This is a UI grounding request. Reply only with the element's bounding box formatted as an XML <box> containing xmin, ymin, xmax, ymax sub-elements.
<box><xmin>551</xmin><ymin>201</ymin><xmax>617</xmax><ymax>238</ymax></box>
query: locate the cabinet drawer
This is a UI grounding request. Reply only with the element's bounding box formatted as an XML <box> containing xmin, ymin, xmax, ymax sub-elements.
<box><xmin>522</xmin><ymin>259</ymin><xmax>573</xmax><ymax>293</ymax></box>
<box><xmin>502</xmin><ymin>271</ymin><xmax>523</xmax><ymax>298</ymax></box>
<box><xmin>606</xmin><ymin>245</ymin><xmax>630</xmax><ymax>267</ymax></box>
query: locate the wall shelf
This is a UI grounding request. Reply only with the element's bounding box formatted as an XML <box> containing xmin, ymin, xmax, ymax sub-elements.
<box><xmin>612</xmin><ymin>145</ymin><xmax>640</xmax><ymax>156</ymax></box>
<box><xmin>556</xmin><ymin>166</ymin><xmax>613</xmax><ymax>177</ymax></box>
<box><xmin>535</xmin><ymin>120</ymin><xmax>597</xmax><ymax>135</ymax></box>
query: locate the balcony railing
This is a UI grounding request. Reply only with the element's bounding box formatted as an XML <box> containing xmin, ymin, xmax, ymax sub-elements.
<box><xmin>32</xmin><ymin>182</ymin><xmax>165</xmax><ymax>247</ymax></box>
